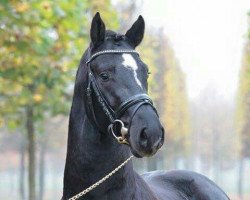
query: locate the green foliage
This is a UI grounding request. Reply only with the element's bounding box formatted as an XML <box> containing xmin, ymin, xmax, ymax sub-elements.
<box><xmin>0</xmin><ymin>0</ymin><xmax>190</xmax><ymax>162</ymax></box>
<box><xmin>0</xmin><ymin>3</ymin><xmax>119</xmax><ymax>198</ymax></box>
<box><xmin>237</xmin><ymin>14</ymin><xmax>250</xmax><ymax>157</ymax></box>
<box><xmin>0</xmin><ymin>0</ymin><xmax>118</xmax><ymax>129</ymax></box>
<box><xmin>138</xmin><ymin>30</ymin><xmax>190</xmax><ymax>160</ymax></box>
<box><xmin>137</xmin><ymin>33</ymin><xmax>159</xmax><ymax>99</ymax></box>
<box><xmin>157</xmin><ymin>35</ymin><xmax>190</xmax><ymax>158</ymax></box>
<box><xmin>91</xmin><ymin>0</ymin><xmax>119</xmax><ymax>29</ymax></box>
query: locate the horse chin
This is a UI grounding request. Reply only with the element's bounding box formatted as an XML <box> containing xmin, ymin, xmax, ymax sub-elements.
<box><xmin>129</xmin><ymin>142</ymin><xmax>158</xmax><ymax>158</ymax></box>
<box><xmin>130</xmin><ymin>147</ymin><xmax>143</xmax><ymax>158</ymax></box>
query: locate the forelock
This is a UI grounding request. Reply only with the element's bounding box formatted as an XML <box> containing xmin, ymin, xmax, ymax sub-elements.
<box><xmin>105</xmin><ymin>30</ymin><xmax>125</xmax><ymax>42</ymax></box>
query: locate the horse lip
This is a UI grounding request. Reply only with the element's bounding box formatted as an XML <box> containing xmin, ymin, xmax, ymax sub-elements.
<box><xmin>144</xmin><ymin>148</ymin><xmax>158</xmax><ymax>157</ymax></box>
<box><xmin>130</xmin><ymin>142</ymin><xmax>158</xmax><ymax>158</ymax></box>
<box><xmin>130</xmin><ymin>147</ymin><xmax>143</xmax><ymax>158</ymax></box>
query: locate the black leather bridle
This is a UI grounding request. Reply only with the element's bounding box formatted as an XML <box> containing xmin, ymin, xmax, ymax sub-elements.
<box><xmin>85</xmin><ymin>49</ymin><xmax>158</xmax><ymax>145</ymax></box>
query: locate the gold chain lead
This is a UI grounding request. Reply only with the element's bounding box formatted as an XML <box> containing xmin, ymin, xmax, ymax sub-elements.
<box><xmin>68</xmin><ymin>155</ymin><xmax>134</xmax><ymax>200</ymax></box>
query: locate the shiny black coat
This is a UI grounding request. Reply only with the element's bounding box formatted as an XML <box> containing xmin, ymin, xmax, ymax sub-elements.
<box><xmin>62</xmin><ymin>13</ymin><xmax>229</xmax><ymax>200</ymax></box>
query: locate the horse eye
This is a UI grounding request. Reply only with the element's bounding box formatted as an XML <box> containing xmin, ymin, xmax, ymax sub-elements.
<box><xmin>99</xmin><ymin>72</ymin><xmax>110</xmax><ymax>81</ymax></box>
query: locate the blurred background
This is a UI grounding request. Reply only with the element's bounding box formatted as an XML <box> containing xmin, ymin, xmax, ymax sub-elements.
<box><xmin>0</xmin><ymin>0</ymin><xmax>250</xmax><ymax>199</ymax></box>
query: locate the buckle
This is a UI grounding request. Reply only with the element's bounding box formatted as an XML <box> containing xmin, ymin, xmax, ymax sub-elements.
<box><xmin>108</xmin><ymin>120</ymin><xmax>129</xmax><ymax>145</ymax></box>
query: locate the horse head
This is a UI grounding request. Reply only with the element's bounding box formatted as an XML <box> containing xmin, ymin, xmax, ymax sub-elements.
<box><xmin>81</xmin><ymin>12</ymin><xmax>165</xmax><ymax>158</ymax></box>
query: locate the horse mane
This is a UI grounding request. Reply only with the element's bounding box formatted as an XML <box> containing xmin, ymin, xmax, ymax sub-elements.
<box><xmin>105</xmin><ymin>30</ymin><xmax>125</xmax><ymax>42</ymax></box>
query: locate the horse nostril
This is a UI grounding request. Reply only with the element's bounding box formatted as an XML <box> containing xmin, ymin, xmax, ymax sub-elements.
<box><xmin>161</xmin><ymin>127</ymin><xmax>165</xmax><ymax>142</ymax></box>
<box><xmin>161</xmin><ymin>126</ymin><xmax>165</xmax><ymax>134</ymax></box>
<box><xmin>153</xmin><ymin>128</ymin><xmax>165</xmax><ymax>151</ymax></box>
<box><xmin>139</xmin><ymin>128</ymin><xmax>148</xmax><ymax>148</ymax></box>
<box><xmin>152</xmin><ymin>137</ymin><xmax>163</xmax><ymax>152</ymax></box>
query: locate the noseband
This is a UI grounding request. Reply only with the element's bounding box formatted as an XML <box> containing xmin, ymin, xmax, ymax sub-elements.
<box><xmin>86</xmin><ymin>49</ymin><xmax>158</xmax><ymax>145</ymax></box>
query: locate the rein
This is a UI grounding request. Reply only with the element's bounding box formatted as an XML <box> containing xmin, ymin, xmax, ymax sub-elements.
<box><xmin>86</xmin><ymin>49</ymin><xmax>157</xmax><ymax>144</ymax></box>
<box><xmin>67</xmin><ymin>155</ymin><xmax>134</xmax><ymax>200</ymax></box>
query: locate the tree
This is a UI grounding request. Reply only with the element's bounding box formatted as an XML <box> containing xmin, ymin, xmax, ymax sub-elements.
<box><xmin>157</xmin><ymin>33</ymin><xmax>190</xmax><ymax>169</ymax></box>
<box><xmin>236</xmin><ymin>11</ymin><xmax>250</xmax><ymax>198</ymax></box>
<box><xmin>0</xmin><ymin>1</ymin><xmax>118</xmax><ymax>199</ymax></box>
<box><xmin>134</xmin><ymin>29</ymin><xmax>190</xmax><ymax>171</ymax></box>
<box><xmin>113</xmin><ymin>0</ymin><xmax>143</xmax><ymax>33</ymax></box>
<box><xmin>190</xmin><ymin>88</ymin><xmax>237</xmax><ymax>182</ymax></box>
<box><xmin>138</xmin><ymin>31</ymin><xmax>163</xmax><ymax>170</ymax></box>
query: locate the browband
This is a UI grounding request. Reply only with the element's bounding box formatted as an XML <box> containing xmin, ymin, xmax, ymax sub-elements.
<box><xmin>86</xmin><ymin>49</ymin><xmax>139</xmax><ymax>64</ymax></box>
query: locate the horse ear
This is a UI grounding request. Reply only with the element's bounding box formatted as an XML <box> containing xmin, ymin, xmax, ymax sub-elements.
<box><xmin>125</xmin><ymin>15</ymin><xmax>145</xmax><ymax>48</ymax></box>
<box><xmin>90</xmin><ymin>12</ymin><xmax>106</xmax><ymax>47</ymax></box>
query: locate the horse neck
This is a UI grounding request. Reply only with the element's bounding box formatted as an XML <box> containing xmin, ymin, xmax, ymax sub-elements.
<box><xmin>63</xmin><ymin>80</ymin><xmax>137</xmax><ymax>199</ymax></box>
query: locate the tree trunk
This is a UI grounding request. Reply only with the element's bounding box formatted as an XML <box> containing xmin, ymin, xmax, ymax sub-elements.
<box><xmin>19</xmin><ymin>143</ymin><xmax>26</xmax><ymax>200</ymax></box>
<box><xmin>212</xmin><ymin>129</ymin><xmax>220</xmax><ymax>183</ymax></box>
<box><xmin>238</xmin><ymin>157</ymin><xmax>244</xmax><ymax>200</ymax></box>
<box><xmin>165</xmin><ymin>145</ymin><xmax>175</xmax><ymax>169</ymax></box>
<box><xmin>38</xmin><ymin>142</ymin><xmax>46</xmax><ymax>200</ymax></box>
<box><xmin>26</xmin><ymin>106</ymin><xmax>36</xmax><ymax>200</ymax></box>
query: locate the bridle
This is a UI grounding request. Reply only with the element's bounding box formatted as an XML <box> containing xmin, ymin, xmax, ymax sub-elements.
<box><xmin>67</xmin><ymin>50</ymin><xmax>159</xmax><ymax>200</ymax></box>
<box><xmin>85</xmin><ymin>49</ymin><xmax>158</xmax><ymax>145</ymax></box>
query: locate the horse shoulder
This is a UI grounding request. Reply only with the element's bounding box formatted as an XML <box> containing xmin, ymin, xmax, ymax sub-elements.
<box><xmin>133</xmin><ymin>172</ymin><xmax>159</xmax><ymax>200</ymax></box>
<box><xmin>141</xmin><ymin>170</ymin><xmax>230</xmax><ymax>200</ymax></box>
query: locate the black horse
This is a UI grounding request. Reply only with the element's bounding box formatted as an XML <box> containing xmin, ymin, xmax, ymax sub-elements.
<box><xmin>62</xmin><ymin>13</ymin><xmax>229</xmax><ymax>200</ymax></box>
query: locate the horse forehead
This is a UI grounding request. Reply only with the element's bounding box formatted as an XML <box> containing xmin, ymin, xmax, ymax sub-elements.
<box><xmin>121</xmin><ymin>53</ymin><xmax>142</xmax><ymax>88</ymax></box>
<box><xmin>121</xmin><ymin>54</ymin><xmax>138</xmax><ymax>70</ymax></box>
